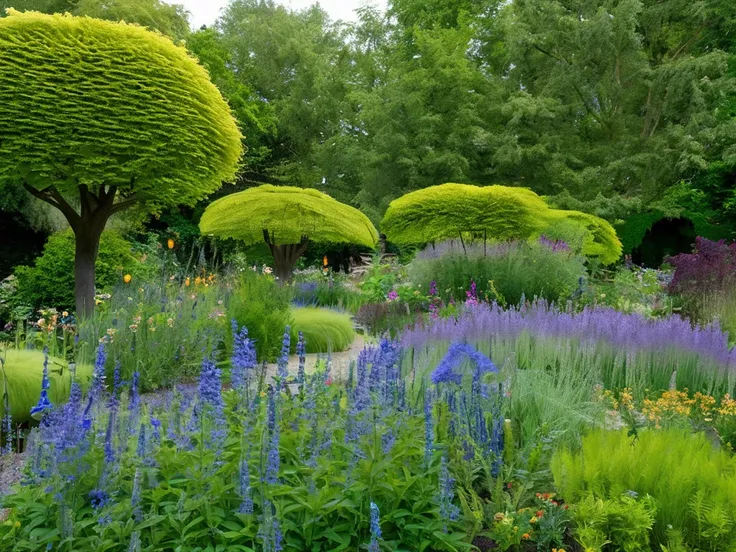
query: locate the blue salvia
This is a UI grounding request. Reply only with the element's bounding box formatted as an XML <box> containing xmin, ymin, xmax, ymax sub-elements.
<box><xmin>30</xmin><ymin>347</ymin><xmax>53</xmax><ymax>420</ymax></box>
<box><xmin>296</xmin><ymin>331</ymin><xmax>306</xmax><ymax>383</ymax></box>
<box><xmin>238</xmin><ymin>452</ymin><xmax>254</xmax><ymax>514</ymax></box>
<box><xmin>131</xmin><ymin>468</ymin><xmax>143</xmax><ymax>522</ymax></box>
<box><xmin>265</xmin><ymin>387</ymin><xmax>280</xmax><ymax>484</ymax></box>
<box><xmin>424</xmin><ymin>388</ymin><xmax>434</xmax><ymax>467</ymax></box>
<box><xmin>437</xmin><ymin>455</ymin><xmax>460</xmax><ymax>533</ymax></box>
<box><xmin>368</xmin><ymin>502</ymin><xmax>382</xmax><ymax>552</ymax></box>
<box><xmin>231</xmin><ymin>320</ymin><xmax>257</xmax><ymax>393</ymax></box>
<box><xmin>277</xmin><ymin>327</ymin><xmax>291</xmax><ymax>383</ymax></box>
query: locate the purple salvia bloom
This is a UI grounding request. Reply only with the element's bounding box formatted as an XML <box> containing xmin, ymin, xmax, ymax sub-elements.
<box><xmin>431</xmin><ymin>342</ymin><xmax>497</xmax><ymax>385</ymax></box>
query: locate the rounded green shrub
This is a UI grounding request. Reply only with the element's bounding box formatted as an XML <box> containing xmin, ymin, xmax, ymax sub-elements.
<box><xmin>228</xmin><ymin>272</ymin><xmax>294</xmax><ymax>362</ymax></box>
<box><xmin>14</xmin><ymin>230</ymin><xmax>150</xmax><ymax>310</ymax></box>
<box><xmin>0</xmin><ymin>349</ymin><xmax>92</xmax><ymax>425</ymax></box>
<box><xmin>291</xmin><ymin>308</ymin><xmax>355</xmax><ymax>354</ymax></box>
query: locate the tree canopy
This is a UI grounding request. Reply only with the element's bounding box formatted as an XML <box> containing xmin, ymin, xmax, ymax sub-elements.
<box><xmin>0</xmin><ymin>11</ymin><xmax>241</xmax><ymax>212</ymax></box>
<box><xmin>200</xmin><ymin>185</ymin><xmax>378</xmax><ymax>248</ymax></box>
<box><xmin>0</xmin><ymin>10</ymin><xmax>242</xmax><ymax>314</ymax></box>
<box><xmin>382</xmin><ymin>183</ymin><xmax>622</xmax><ymax>264</ymax></box>
<box><xmin>200</xmin><ymin>185</ymin><xmax>378</xmax><ymax>280</ymax></box>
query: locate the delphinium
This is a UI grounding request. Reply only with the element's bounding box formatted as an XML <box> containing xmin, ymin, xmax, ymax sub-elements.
<box><xmin>1</xmin><ymin>328</ymin><xmax>493</xmax><ymax>551</ymax></box>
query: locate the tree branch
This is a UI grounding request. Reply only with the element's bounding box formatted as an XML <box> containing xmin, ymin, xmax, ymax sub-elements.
<box><xmin>23</xmin><ymin>182</ymin><xmax>81</xmax><ymax>231</ymax></box>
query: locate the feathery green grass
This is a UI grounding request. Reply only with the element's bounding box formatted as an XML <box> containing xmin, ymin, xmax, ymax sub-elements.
<box><xmin>290</xmin><ymin>308</ymin><xmax>355</xmax><ymax>354</ymax></box>
<box><xmin>0</xmin><ymin>349</ymin><xmax>92</xmax><ymax>424</ymax></box>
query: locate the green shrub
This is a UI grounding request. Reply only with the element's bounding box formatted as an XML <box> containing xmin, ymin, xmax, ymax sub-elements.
<box><xmin>79</xmin><ymin>280</ymin><xmax>227</xmax><ymax>391</ymax></box>
<box><xmin>0</xmin><ymin>349</ymin><xmax>92</xmax><ymax>425</ymax></box>
<box><xmin>228</xmin><ymin>271</ymin><xmax>293</xmax><ymax>362</ymax></box>
<box><xmin>14</xmin><ymin>230</ymin><xmax>151</xmax><ymax>311</ymax></box>
<box><xmin>552</xmin><ymin>429</ymin><xmax>736</xmax><ymax>550</ymax></box>
<box><xmin>570</xmin><ymin>494</ymin><xmax>657</xmax><ymax>552</ymax></box>
<box><xmin>408</xmin><ymin>240</ymin><xmax>586</xmax><ymax>305</ymax></box>
<box><xmin>291</xmin><ymin>307</ymin><xmax>355</xmax><ymax>354</ymax></box>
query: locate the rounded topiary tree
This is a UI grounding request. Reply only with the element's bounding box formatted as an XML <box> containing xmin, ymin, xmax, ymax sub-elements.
<box><xmin>382</xmin><ymin>183</ymin><xmax>622</xmax><ymax>264</ymax></box>
<box><xmin>0</xmin><ymin>11</ymin><xmax>242</xmax><ymax>316</ymax></box>
<box><xmin>381</xmin><ymin>183</ymin><xmax>550</xmax><ymax>248</ymax></box>
<box><xmin>200</xmin><ymin>185</ymin><xmax>379</xmax><ymax>280</ymax></box>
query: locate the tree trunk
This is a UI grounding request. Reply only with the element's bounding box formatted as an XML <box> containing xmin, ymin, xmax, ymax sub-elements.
<box><xmin>74</xmin><ymin>228</ymin><xmax>103</xmax><ymax>319</ymax></box>
<box><xmin>263</xmin><ymin>230</ymin><xmax>309</xmax><ymax>283</ymax></box>
<box><xmin>22</xmin><ymin>182</ymin><xmax>136</xmax><ymax>319</ymax></box>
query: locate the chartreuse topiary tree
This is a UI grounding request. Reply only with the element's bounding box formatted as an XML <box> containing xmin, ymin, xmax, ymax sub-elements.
<box><xmin>381</xmin><ymin>183</ymin><xmax>622</xmax><ymax>264</ymax></box>
<box><xmin>0</xmin><ymin>11</ymin><xmax>242</xmax><ymax>317</ymax></box>
<box><xmin>200</xmin><ymin>185</ymin><xmax>379</xmax><ymax>281</ymax></box>
<box><xmin>381</xmin><ymin>183</ymin><xmax>550</xmax><ymax>248</ymax></box>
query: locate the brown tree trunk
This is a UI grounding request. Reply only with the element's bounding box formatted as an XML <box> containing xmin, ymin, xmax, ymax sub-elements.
<box><xmin>263</xmin><ymin>230</ymin><xmax>309</xmax><ymax>283</ymax></box>
<box><xmin>74</xmin><ymin>227</ymin><xmax>103</xmax><ymax>319</ymax></box>
<box><xmin>23</xmin><ymin>182</ymin><xmax>136</xmax><ymax>319</ymax></box>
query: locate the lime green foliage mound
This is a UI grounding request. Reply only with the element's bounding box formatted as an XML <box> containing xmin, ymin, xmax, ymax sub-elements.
<box><xmin>14</xmin><ymin>230</ymin><xmax>149</xmax><ymax>310</ymax></box>
<box><xmin>381</xmin><ymin>183</ymin><xmax>550</xmax><ymax>245</ymax></box>
<box><xmin>0</xmin><ymin>349</ymin><xmax>92</xmax><ymax>424</ymax></box>
<box><xmin>0</xmin><ymin>10</ymin><xmax>241</xmax><ymax>210</ymax></box>
<box><xmin>291</xmin><ymin>308</ymin><xmax>355</xmax><ymax>354</ymax></box>
<box><xmin>200</xmin><ymin>185</ymin><xmax>379</xmax><ymax>248</ymax></box>
<box><xmin>552</xmin><ymin>429</ymin><xmax>736</xmax><ymax>549</ymax></box>
<box><xmin>381</xmin><ymin>183</ymin><xmax>622</xmax><ymax>264</ymax></box>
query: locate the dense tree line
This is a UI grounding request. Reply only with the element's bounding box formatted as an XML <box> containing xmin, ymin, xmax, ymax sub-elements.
<box><xmin>2</xmin><ymin>0</ymin><xmax>734</xmax><ymax>232</ymax></box>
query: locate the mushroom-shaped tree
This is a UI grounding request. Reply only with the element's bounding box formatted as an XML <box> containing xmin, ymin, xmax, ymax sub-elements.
<box><xmin>381</xmin><ymin>183</ymin><xmax>622</xmax><ymax>264</ymax></box>
<box><xmin>0</xmin><ymin>11</ymin><xmax>242</xmax><ymax>317</ymax></box>
<box><xmin>200</xmin><ymin>185</ymin><xmax>379</xmax><ymax>280</ymax></box>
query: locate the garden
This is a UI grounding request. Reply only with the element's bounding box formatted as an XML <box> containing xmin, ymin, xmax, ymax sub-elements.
<box><xmin>1</xmin><ymin>2</ymin><xmax>736</xmax><ymax>552</ymax></box>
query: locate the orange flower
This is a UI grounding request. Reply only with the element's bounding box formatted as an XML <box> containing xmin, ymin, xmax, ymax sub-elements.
<box><xmin>167</xmin><ymin>238</ymin><xmax>175</xmax><ymax>250</ymax></box>
<box><xmin>185</xmin><ymin>277</ymin><xmax>191</xmax><ymax>287</ymax></box>
<box><xmin>535</xmin><ymin>510</ymin><xmax>544</xmax><ymax>518</ymax></box>
<box><xmin>123</xmin><ymin>274</ymin><xmax>132</xmax><ymax>284</ymax></box>
<box><xmin>323</xmin><ymin>255</ymin><xmax>328</xmax><ymax>267</ymax></box>
<box><xmin>522</xmin><ymin>533</ymin><xmax>531</xmax><ymax>540</ymax></box>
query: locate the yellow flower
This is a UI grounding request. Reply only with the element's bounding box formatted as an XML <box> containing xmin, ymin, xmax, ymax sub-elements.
<box><xmin>185</xmin><ymin>277</ymin><xmax>191</xmax><ymax>287</ymax></box>
<box><xmin>529</xmin><ymin>516</ymin><xmax>538</xmax><ymax>524</ymax></box>
<box><xmin>13</xmin><ymin>521</ymin><xmax>20</xmax><ymax>529</ymax></box>
<box><xmin>62</xmin><ymin>311</ymin><xmax>68</xmax><ymax>317</ymax></box>
<box><xmin>123</xmin><ymin>273</ymin><xmax>132</xmax><ymax>284</ymax></box>
<box><xmin>493</xmin><ymin>513</ymin><xmax>505</xmax><ymax>522</ymax></box>
<box><xmin>167</xmin><ymin>238</ymin><xmax>175</xmax><ymax>250</ymax></box>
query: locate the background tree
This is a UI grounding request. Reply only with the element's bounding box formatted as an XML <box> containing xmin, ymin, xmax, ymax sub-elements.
<box><xmin>199</xmin><ymin>185</ymin><xmax>378</xmax><ymax>280</ymax></box>
<box><xmin>0</xmin><ymin>11</ymin><xmax>242</xmax><ymax>316</ymax></box>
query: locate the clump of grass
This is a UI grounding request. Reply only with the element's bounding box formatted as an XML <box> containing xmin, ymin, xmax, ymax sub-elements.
<box><xmin>0</xmin><ymin>349</ymin><xmax>92</xmax><ymax>424</ymax></box>
<box><xmin>290</xmin><ymin>308</ymin><xmax>355</xmax><ymax>354</ymax></box>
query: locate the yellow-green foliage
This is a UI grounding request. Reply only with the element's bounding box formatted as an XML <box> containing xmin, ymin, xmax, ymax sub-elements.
<box><xmin>0</xmin><ymin>11</ymin><xmax>241</xmax><ymax>209</ymax></box>
<box><xmin>381</xmin><ymin>183</ymin><xmax>550</xmax><ymax>245</ymax></box>
<box><xmin>552</xmin><ymin>429</ymin><xmax>736</xmax><ymax>550</ymax></box>
<box><xmin>544</xmin><ymin>210</ymin><xmax>623</xmax><ymax>265</ymax></box>
<box><xmin>0</xmin><ymin>349</ymin><xmax>92</xmax><ymax>424</ymax></box>
<box><xmin>200</xmin><ymin>185</ymin><xmax>379</xmax><ymax>248</ymax></box>
<box><xmin>291</xmin><ymin>308</ymin><xmax>355</xmax><ymax>354</ymax></box>
<box><xmin>381</xmin><ymin>183</ymin><xmax>622</xmax><ymax>264</ymax></box>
